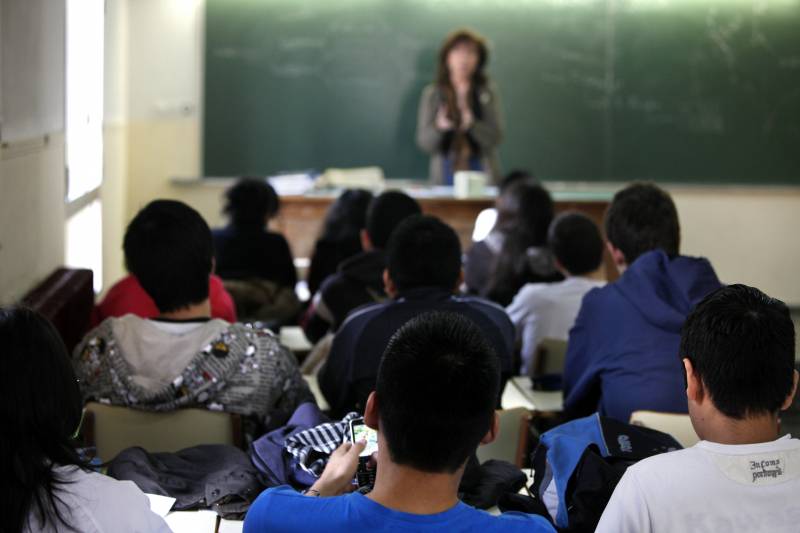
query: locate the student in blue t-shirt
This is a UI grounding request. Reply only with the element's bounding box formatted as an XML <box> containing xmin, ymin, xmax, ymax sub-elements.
<box><xmin>244</xmin><ymin>311</ymin><xmax>555</xmax><ymax>533</ymax></box>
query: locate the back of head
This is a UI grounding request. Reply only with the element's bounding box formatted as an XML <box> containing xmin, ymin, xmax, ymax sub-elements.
<box><xmin>494</xmin><ymin>181</ymin><xmax>553</xmax><ymax>244</ymax></box>
<box><xmin>0</xmin><ymin>307</ymin><xmax>84</xmax><ymax>532</ymax></box>
<box><xmin>124</xmin><ymin>199</ymin><xmax>213</xmax><ymax>313</ymax></box>
<box><xmin>548</xmin><ymin>211</ymin><xmax>604</xmax><ymax>276</ymax></box>
<box><xmin>376</xmin><ymin>311</ymin><xmax>500</xmax><ymax>473</ymax></box>
<box><xmin>365</xmin><ymin>190</ymin><xmax>422</xmax><ymax>249</ymax></box>
<box><xmin>605</xmin><ymin>182</ymin><xmax>680</xmax><ymax>264</ymax></box>
<box><xmin>499</xmin><ymin>169</ymin><xmax>535</xmax><ymax>193</ymax></box>
<box><xmin>386</xmin><ymin>215</ymin><xmax>461</xmax><ymax>292</ymax></box>
<box><xmin>321</xmin><ymin>188</ymin><xmax>374</xmax><ymax>242</ymax></box>
<box><xmin>223</xmin><ymin>177</ymin><xmax>280</xmax><ymax>227</ymax></box>
<box><xmin>680</xmin><ymin>284</ymin><xmax>795</xmax><ymax>419</ymax></box>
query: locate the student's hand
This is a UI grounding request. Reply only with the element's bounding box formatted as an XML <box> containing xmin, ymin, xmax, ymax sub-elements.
<box><xmin>307</xmin><ymin>441</ymin><xmax>366</xmax><ymax>497</ymax></box>
<box><xmin>435</xmin><ymin>106</ymin><xmax>454</xmax><ymax>131</ymax></box>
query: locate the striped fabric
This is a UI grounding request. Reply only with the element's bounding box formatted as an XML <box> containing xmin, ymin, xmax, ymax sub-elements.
<box><xmin>285</xmin><ymin>412</ymin><xmax>360</xmax><ymax>477</ymax></box>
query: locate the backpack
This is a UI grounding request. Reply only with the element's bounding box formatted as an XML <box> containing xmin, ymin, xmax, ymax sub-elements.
<box><xmin>527</xmin><ymin>413</ymin><xmax>682</xmax><ymax>532</ymax></box>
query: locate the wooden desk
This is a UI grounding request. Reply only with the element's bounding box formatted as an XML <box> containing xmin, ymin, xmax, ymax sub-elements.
<box><xmin>274</xmin><ymin>191</ymin><xmax>616</xmax><ymax>280</ymax></box>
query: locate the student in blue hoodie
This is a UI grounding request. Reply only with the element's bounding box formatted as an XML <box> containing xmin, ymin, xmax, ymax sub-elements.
<box><xmin>563</xmin><ymin>183</ymin><xmax>722</xmax><ymax>423</ymax></box>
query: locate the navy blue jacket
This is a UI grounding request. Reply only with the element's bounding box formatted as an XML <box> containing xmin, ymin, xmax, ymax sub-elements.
<box><xmin>319</xmin><ymin>287</ymin><xmax>515</xmax><ymax>417</ymax></box>
<box><xmin>563</xmin><ymin>250</ymin><xmax>722</xmax><ymax>423</ymax></box>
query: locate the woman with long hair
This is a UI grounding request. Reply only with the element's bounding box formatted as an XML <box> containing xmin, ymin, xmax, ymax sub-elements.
<box><xmin>0</xmin><ymin>307</ymin><xmax>168</xmax><ymax>532</ymax></box>
<box><xmin>416</xmin><ymin>28</ymin><xmax>504</xmax><ymax>185</ymax></box>
<box><xmin>465</xmin><ymin>180</ymin><xmax>562</xmax><ymax>306</ymax></box>
<box><xmin>306</xmin><ymin>188</ymin><xmax>374</xmax><ymax>295</ymax></box>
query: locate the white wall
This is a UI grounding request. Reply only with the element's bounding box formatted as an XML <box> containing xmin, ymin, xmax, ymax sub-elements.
<box><xmin>0</xmin><ymin>0</ymin><xmax>66</xmax><ymax>304</ymax></box>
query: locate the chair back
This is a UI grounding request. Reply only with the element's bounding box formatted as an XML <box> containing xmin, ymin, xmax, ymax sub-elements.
<box><xmin>532</xmin><ymin>337</ymin><xmax>568</xmax><ymax>378</ymax></box>
<box><xmin>476</xmin><ymin>407</ymin><xmax>531</xmax><ymax>467</ymax></box>
<box><xmin>83</xmin><ymin>402</ymin><xmax>241</xmax><ymax>461</ymax></box>
<box><xmin>629</xmin><ymin>410</ymin><xmax>699</xmax><ymax>448</ymax></box>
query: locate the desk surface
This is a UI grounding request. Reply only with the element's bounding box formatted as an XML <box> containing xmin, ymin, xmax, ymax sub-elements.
<box><xmin>502</xmin><ymin>377</ymin><xmax>564</xmax><ymax>413</ymax></box>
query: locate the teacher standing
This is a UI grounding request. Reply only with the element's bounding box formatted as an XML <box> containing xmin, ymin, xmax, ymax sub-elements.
<box><xmin>416</xmin><ymin>29</ymin><xmax>504</xmax><ymax>185</ymax></box>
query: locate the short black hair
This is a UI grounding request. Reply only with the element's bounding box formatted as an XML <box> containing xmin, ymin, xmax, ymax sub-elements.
<box><xmin>223</xmin><ymin>177</ymin><xmax>280</xmax><ymax>227</ymax></box>
<box><xmin>365</xmin><ymin>191</ymin><xmax>422</xmax><ymax>249</ymax></box>
<box><xmin>376</xmin><ymin>311</ymin><xmax>500</xmax><ymax>473</ymax></box>
<box><xmin>548</xmin><ymin>211</ymin><xmax>604</xmax><ymax>276</ymax></box>
<box><xmin>680</xmin><ymin>284</ymin><xmax>796</xmax><ymax>419</ymax></box>
<box><xmin>386</xmin><ymin>215</ymin><xmax>462</xmax><ymax>292</ymax></box>
<box><xmin>123</xmin><ymin>200</ymin><xmax>213</xmax><ymax>313</ymax></box>
<box><xmin>605</xmin><ymin>182</ymin><xmax>680</xmax><ymax>264</ymax></box>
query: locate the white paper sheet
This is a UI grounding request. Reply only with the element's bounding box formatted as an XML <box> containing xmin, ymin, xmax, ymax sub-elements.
<box><xmin>218</xmin><ymin>519</ymin><xmax>245</xmax><ymax>533</ymax></box>
<box><xmin>146</xmin><ymin>493</ymin><xmax>176</xmax><ymax>517</ymax></box>
<box><xmin>164</xmin><ymin>510</ymin><xmax>217</xmax><ymax>533</ymax></box>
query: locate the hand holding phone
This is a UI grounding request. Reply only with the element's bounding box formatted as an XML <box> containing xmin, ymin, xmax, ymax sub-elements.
<box><xmin>349</xmin><ymin>418</ymin><xmax>378</xmax><ymax>491</ymax></box>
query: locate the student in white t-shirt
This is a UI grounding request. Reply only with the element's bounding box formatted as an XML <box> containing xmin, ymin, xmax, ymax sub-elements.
<box><xmin>1</xmin><ymin>307</ymin><xmax>170</xmax><ymax>533</ymax></box>
<box><xmin>506</xmin><ymin>212</ymin><xmax>605</xmax><ymax>375</ymax></box>
<box><xmin>597</xmin><ymin>284</ymin><xmax>800</xmax><ymax>533</ymax></box>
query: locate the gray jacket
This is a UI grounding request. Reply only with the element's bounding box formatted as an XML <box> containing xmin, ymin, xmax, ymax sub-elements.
<box><xmin>416</xmin><ymin>83</ymin><xmax>504</xmax><ymax>184</ymax></box>
<box><xmin>73</xmin><ymin>319</ymin><xmax>314</xmax><ymax>433</ymax></box>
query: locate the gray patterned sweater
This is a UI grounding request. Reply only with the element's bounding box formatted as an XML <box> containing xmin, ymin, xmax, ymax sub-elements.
<box><xmin>73</xmin><ymin>318</ymin><xmax>314</xmax><ymax>435</ymax></box>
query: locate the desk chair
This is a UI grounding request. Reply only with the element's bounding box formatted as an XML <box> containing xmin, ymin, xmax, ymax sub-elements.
<box><xmin>476</xmin><ymin>407</ymin><xmax>531</xmax><ymax>467</ymax></box>
<box><xmin>532</xmin><ymin>338</ymin><xmax>568</xmax><ymax>379</ymax></box>
<box><xmin>629</xmin><ymin>410</ymin><xmax>700</xmax><ymax>448</ymax></box>
<box><xmin>83</xmin><ymin>402</ymin><xmax>242</xmax><ymax>461</ymax></box>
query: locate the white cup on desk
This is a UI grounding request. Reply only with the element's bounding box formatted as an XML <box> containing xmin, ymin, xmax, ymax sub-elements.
<box><xmin>453</xmin><ymin>171</ymin><xmax>488</xmax><ymax>199</ymax></box>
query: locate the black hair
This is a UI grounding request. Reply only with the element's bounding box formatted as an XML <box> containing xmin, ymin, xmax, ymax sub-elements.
<box><xmin>223</xmin><ymin>177</ymin><xmax>280</xmax><ymax>227</ymax></box>
<box><xmin>386</xmin><ymin>215</ymin><xmax>462</xmax><ymax>292</ymax></box>
<box><xmin>499</xmin><ymin>169</ymin><xmax>535</xmax><ymax>192</ymax></box>
<box><xmin>680</xmin><ymin>284</ymin><xmax>796</xmax><ymax>419</ymax></box>
<box><xmin>485</xmin><ymin>181</ymin><xmax>555</xmax><ymax>304</ymax></box>
<box><xmin>319</xmin><ymin>189</ymin><xmax>374</xmax><ymax>243</ymax></box>
<box><xmin>1</xmin><ymin>307</ymin><xmax>86</xmax><ymax>533</ymax></box>
<box><xmin>365</xmin><ymin>191</ymin><xmax>422</xmax><ymax>249</ymax></box>
<box><xmin>605</xmin><ymin>182</ymin><xmax>680</xmax><ymax>264</ymax></box>
<box><xmin>123</xmin><ymin>200</ymin><xmax>213</xmax><ymax>313</ymax></box>
<box><xmin>376</xmin><ymin>311</ymin><xmax>500</xmax><ymax>473</ymax></box>
<box><xmin>548</xmin><ymin>211</ymin><xmax>604</xmax><ymax>276</ymax></box>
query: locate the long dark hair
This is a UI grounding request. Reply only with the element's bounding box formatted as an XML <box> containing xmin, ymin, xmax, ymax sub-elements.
<box><xmin>0</xmin><ymin>307</ymin><xmax>86</xmax><ymax>532</ymax></box>
<box><xmin>436</xmin><ymin>28</ymin><xmax>489</xmax><ymax>110</ymax></box>
<box><xmin>319</xmin><ymin>189</ymin><xmax>373</xmax><ymax>243</ymax></box>
<box><xmin>485</xmin><ymin>181</ymin><xmax>556</xmax><ymax>305</ymax></box>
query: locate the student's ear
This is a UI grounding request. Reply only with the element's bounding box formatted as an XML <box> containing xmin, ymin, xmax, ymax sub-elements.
<box><xmin>360</xmin><ymin>229</ymin><xmax>373</xmax><ymax>251</ymax></box>
<box><xmin>452</xmin><ymin>268</ymin><xmax>465</xmax><ymax>293</ymax></box>
<box><xmin>683</xmin><ymin>357</ymin><xmax>704</xmax><ymax>404</ymax></box>
<box><xmin>606</xmin><ymin>241</ymin><xmax>627</xmax><ymax>272</ymax></box>
<box><xmin>383</xmin><ymin>269</ymin><xmax>398</xmax><ymax>298</ymax></box>
<box><xmin>364</xmin><ymin>391</ymin><xmax>379</xmax><ymax>429</ymax></box>
<box><xmin>780</xmin><ymin>370</ymin><xmax>799</xmax><ymax>411</ymax></box>
<box><xmin>479</xmin><ymin>412</ymin><xmax>500</xmax><ymax>446</ymax></box>
<box><xmin>553</xmin><ymin>258</ymin><xmax>569</xmax><ymax>278</ymax></box>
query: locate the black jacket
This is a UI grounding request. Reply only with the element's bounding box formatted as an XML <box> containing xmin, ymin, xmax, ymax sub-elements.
<box><xmin>318</xmin><ymin>287</ymin><xmax>516</xmax><ymax>417</ymax></box>
<box><xmin>303</xmin><ymin>250</ymin><xmax>387</xmax><ymax>343</ymax></box>
<box><xmin>212</xmin><ymin>225</ymin><xmax>297</xmax><ymax>288</ymax></box>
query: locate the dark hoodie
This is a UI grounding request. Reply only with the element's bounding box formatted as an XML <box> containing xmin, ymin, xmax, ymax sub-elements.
<box><xmin>302</xmin><ymin>250</ymin><xmax>388</xmax><ymax>343</ymax></box>
<box><xmin>563</xmin><ymin>250</ymin><xmax>723</xmax><ymax>423</ymax></box>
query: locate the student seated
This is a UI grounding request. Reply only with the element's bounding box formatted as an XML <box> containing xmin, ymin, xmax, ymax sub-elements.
<box><xmin>307</xmin><ymin>189</ymin><xmax>374</xmax><ymax>296</ymax></box>
<box><xmin>73</xmin><ymin>200</ymin><xmax>312</xmax><ymax>435</ymax></box>
<box><xmin>303</xmin><ymin>191</ymin><xmax>421</xmax><ymax>343</ymax></box>
<box><xmin>465</xmin><ymin>180</ymin><xmax>561</xmax><ymax>306</ymax></box>
<box><xmin>563</xmin><ymin>183</ymin><xmax>722</xmax><ymax>423</ymax></box>
<box><xmin>471</xmin><ymin>169</ymin><xmax>534</xmax><ymax>242</ymax></box>
<box><xmin>244</xmin><ymin>311</ymin><xmax>555</xmax><ymax>533</ymax></box>
<box><xmin>1</xmin><ymin>307</ymin><xmax>169</xmax><ymax>533</ymax></box>
<box><xmin>319</xmin><ymin>215</ymin><xmax>515</xmax><ymax>417</ymax></box>
<box><xmin>506</xmin><ymin>211</ymin><xmax>606</xmax><ymax>375</ymax></box>
<box><xmin>212</xmin><ymin>178</ymin><xmax>297</xmax><ymax>289</ymax></box>
<box><xmin>597</xmin><ymin>285</ymin><xmax>800</xmax><ymax>533</ymax></box>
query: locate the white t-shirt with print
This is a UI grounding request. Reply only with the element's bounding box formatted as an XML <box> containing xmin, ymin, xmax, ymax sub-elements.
<box><xmin>596</xmin><ymin>435</ymin><xmax>800</xmax><ymax>533</ymax></box>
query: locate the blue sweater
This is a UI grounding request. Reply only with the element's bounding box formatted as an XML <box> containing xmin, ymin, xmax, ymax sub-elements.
<box><xmin>563</xmin><ymin>250</ymin><xmax>722</xmax><ymax>422</ymax></box>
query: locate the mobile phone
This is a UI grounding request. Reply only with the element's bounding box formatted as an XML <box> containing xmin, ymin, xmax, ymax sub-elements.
<box><xmin>348</xmin><ymin>418</ymin><xmax>378</xmax><ymax>491</ymax></box>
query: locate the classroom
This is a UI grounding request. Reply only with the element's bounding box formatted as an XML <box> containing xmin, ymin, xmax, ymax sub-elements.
<box><xmin>1</xmin><ymin>0</ymin><xmax>800</xmax><ymax>532</ymax></box>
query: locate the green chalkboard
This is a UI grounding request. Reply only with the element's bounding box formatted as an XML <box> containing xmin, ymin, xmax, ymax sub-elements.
<box><xmin>204</xmin><ymin>0</ymin><xmax>800</xmax><ymax>184</ymax></box>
